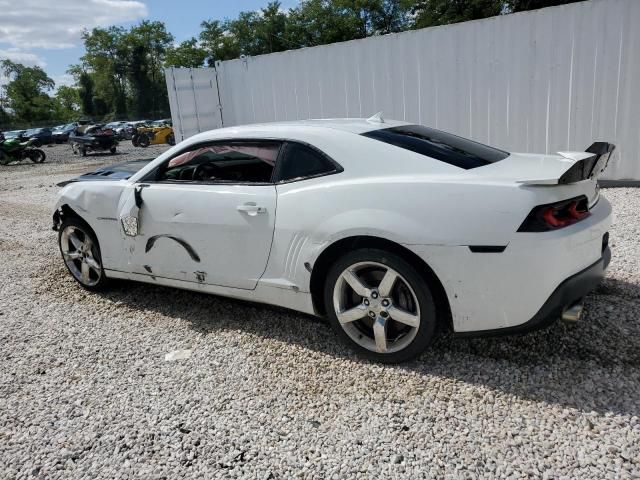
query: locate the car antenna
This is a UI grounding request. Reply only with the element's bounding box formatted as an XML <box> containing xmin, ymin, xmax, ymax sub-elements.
<box><xmin>366</xmin><ymin>111</ymin><xmax>385</xmax><ymax>124</ymax></box>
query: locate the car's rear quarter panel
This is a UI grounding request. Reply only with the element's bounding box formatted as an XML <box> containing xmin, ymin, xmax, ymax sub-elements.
<box><xmin>267</xmin><ymin>130</ymin><xmax>611</xmax><ymax>332</ymax></box>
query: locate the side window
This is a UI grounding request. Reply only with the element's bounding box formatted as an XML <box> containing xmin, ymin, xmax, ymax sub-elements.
<box><xmin>155</xmin><ymin>141</ymin><xmax>281</xmax><ymax>183</ymax></box>
<box><xmin>277</xmin><ymin>143</ymin><xmax>338</xmax><ymax>182</ymax></box>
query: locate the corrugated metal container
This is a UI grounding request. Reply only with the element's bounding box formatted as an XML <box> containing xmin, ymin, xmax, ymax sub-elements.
<box><xmin>166</xmin><ymin>0</ymin><xmax>640</xmax><ymax>181</ymax></box>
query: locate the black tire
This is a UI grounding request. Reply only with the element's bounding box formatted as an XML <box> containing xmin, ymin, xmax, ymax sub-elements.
<box><xmin>110</xmin><ymin>146</ymin><xmax>117</xmax><ymax>154</ymax></box>
<box><xmin>28</xmin><ymin>149</ymin><xmax>46</xmax><ymax>163</ymax></box>
<box><xmin>138</xmin><ymin>134</ymin><xmax>150</xmax><ymax>148</ymax></box>
<box><xmin>58</xmin><ymin>217</ymin><xmax>109</xmax><ymax>291</ymax></box>
<box><xmin>0</xmin><ymin>150</ymin><xmax>10</xmax><ymax>165</ymax></box>
<box><xmin>132</xmin><ymin>136</ymin><xmax>139</xmax><ymax>147</ymax></box>
<box><xmin>324</xmin><ymin>248</ymin><xmax>438</xmax><ymax>363</ymax></box>
<box><xmin>167</xmin><ymin>133</ymin><xmax>175</xmax><ymax>146</ymax></box>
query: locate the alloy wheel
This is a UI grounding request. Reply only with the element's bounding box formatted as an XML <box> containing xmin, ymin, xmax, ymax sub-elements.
<box><xmin>333</xmin><ymin>261</ymin><xmax>421</xmax><ymax>354</ymax></box>
<box><xmin>60</xmin><ymin>225</ymin><xmax>102</xmax><ymax>287</ymax></box>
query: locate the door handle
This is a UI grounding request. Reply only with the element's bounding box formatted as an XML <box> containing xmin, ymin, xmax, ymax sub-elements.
<box><xmin>237</xmin><ymin>202</ymin><xmax>266</xmax><ymax>216</ymax></box>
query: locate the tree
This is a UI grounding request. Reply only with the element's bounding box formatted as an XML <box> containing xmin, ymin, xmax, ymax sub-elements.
<box><xmin>75</xmin><ymin>70</ymin><xmax>95</xmax><ymax>116</ymax></box>
<box><xmin>165</xmin><ymin>38</ymin><xmax>208</xmax><ymax>68</ymax></box>
<box><xmin>53</xmin><ymin>86</ymin><xmax>81</xmax><ymax>120</ymax></box>
<box><xmin>506</xmin><ymin>0</ymin><xmax>582</xmax><ymax>12</ymax></box>
<box><xmin>411</xmin><ymin>0</ymin><xmax>504</xmax><ymax>28</ymax></box>
<box><xmin>80</xmin><ymin>26</ymin><xmax>129</xmax><ymax>116</ymax></box>
<box><xmin>286</xmin><ymin>0</ymin><xmax>363</xmax><ymax>47</ymax></box>
<box><xmin>125</xmin><ymin>21</ymin><xmax>174</xmax><ymax>118</ymax></box>
<box><xmin>71</xmin><ymin>21</ymin><xmax>173</xmax><ymax>120</ymax></box>
<box><xmin>199</xmin><ymin>19</ymin><xmax>241</xmax><ymax>65</ymax></box>
<box><xmin>1</xmin><ymin>60</ymin><xmax>55</xmax><ymax>122</ymax></box>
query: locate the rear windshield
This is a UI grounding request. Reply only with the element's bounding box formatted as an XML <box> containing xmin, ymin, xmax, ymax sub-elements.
<box><xmin>362</xmin><ymin>125</ymin><xmax>509</xmax><ymax>169</ymax></box>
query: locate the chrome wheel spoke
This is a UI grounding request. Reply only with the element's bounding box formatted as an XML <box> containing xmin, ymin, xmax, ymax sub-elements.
<box><xmin>68</xmin><ymin>230</ymin><xmax>84</xmax><ymax>251</ymax></box>
<box><xmin>388</xmin><ymin>306</ymin><xmax>420</xmax><ymax>328</ymax></box>
<box><xmin>82</xmin><ymin>237</ymin><xmax>93</xmax><ymax>254</ymax></box>
<box><xmin>85</xmin><ymin>256</ymin><xmax>101</xmax><ymax>274</ymax></box>
<box><xmin>373</xmin><ymin>315</ymin><xmax>388</xmax><ymax>353</ymax></box>
<box><xmin>341</xmin><ymin>270</ymin><xmax>371</xmax><ymax>297</ymax></box>
<box><xmin>63</xmin><ymin>251</ymin><xmax>82</xmax><ymax>261</ymax></box>
<box><xmin>337</xmin><ymin>305</ymin><xmax>367</xmax><ymax>324</ymax></box>
<box><xmin>81</xmin><ymin>260</ymin><xmax>91</xmax><ymax>284</ymax></box>
<box><xmin>377</xmin><ymin>269</ymin><xmax>397</xmax><ymax>297</ymax></box>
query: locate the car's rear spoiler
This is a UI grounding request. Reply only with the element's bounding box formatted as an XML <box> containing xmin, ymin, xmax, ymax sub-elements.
<box><xmin>517</xmin><ymin>142</ymin><xmax>615</xmax><ymax>186</ymax></box>
<box><xmin>557</xmin><ymin>142</ymin><xmax>616</xmax><ymax>184</ymax></box>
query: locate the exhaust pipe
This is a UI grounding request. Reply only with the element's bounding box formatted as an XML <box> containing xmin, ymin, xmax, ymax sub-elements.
<box><xmin>562</xmin><ymin>302</ymin><xmax>584</xmax><ymax>322</ymax></box>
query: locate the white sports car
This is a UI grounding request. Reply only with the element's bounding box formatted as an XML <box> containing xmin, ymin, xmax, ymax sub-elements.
<box><xmin>53</xmin><ymin>117</ymin><xmax>614</xmax><ymax>362</ymax></box>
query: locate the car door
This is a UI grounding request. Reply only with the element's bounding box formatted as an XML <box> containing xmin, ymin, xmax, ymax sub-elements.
<box><xmin>117</xmin><ymin>140</ymin><xmax>281</xmax><ymax>290</ymax></box>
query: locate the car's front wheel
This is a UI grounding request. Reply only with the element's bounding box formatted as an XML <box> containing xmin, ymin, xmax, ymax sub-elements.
<box><xmin>58</xmin><ymin>218</ymin><xmax>107</xmax><ymax>290</ymax></box>
<box><xmin>324</xmin><ymin>248</ymin><xmax>438</xmax><ymax>363</ymax></box>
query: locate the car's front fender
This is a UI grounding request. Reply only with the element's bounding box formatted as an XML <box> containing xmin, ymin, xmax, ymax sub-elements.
<box><xmin>53</xmin><ymin>181</ymin><xmax>128</xmax><ymax>268</ymax></box>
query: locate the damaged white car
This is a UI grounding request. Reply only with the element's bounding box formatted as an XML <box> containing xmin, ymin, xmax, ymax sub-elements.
<box><xmin>53</xmin><ymin>118</ymin><xmax>614</xmax><ymax>362</ymax></box>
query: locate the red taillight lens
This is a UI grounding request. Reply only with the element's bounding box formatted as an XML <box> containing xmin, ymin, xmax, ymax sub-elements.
<box><xmin>518</xmin><ymin>196</ymin><xmax>590</xmax><ymax>232</ymax></box>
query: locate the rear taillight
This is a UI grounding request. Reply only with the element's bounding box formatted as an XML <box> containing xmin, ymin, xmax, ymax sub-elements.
<box><xmin>518</xmin><ymin>196</ymin><xmax>590</xmax><ymax>232</ymax></box>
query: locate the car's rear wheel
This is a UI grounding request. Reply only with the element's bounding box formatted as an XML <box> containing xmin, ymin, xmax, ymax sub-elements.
<box><xmin>324</xmin><ymin>248</ymin><xmax>438</xmax><ymax>363</ymax></box>
<box><xmin>58</xmin><ymin>218</ymin><xmax>107</xmax><ymax>290</ymax></box>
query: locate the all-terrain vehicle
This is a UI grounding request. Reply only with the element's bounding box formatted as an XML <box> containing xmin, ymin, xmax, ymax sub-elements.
<box><xmin>131</xmin><ymin>122</ymin><xmax>175</xmax><ymax>147</ymax></box>
<box><xmin>68</xmin><ymin>125</ymin><xmax>119</xmax><ymax>156</ymax></box>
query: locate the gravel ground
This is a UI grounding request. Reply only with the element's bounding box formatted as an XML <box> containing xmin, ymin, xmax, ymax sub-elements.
<box><xmin>0</xmin><ymin>143</ymin><xmax>639</xmax><ymax>479</ymax></box>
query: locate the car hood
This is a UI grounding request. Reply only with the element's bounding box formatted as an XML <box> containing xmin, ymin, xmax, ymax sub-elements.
<box><xmin>57</xmin><ymin>159</ymin><xmax>152</xmax><ymax>187</ymax></box>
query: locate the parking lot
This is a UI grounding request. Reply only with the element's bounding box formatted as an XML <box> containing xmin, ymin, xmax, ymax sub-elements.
<box><xmin>0</xmin><ymin>143</ymin><xmax>639</xmax><ymax>479</ymax></box>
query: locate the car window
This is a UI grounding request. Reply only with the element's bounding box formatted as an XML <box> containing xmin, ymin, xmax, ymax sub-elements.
<box><xmin>362</xmin><ymin>125</ymin><xmax>510</xmax><ymax>170</ymax></box>
<box><xmin>276</xmin><ymin>143</ymin><xmax>338</xmax><ymax>182</ymax></box>
<box><xmin>155</xmin><ymin>141</ymin><xmax>281</xmax><ymax>184</ymax></box>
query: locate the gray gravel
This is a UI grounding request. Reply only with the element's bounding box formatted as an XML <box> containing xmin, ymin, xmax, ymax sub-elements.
<box><xmin>1</xmin><ymin>144</ymin><xmax>639</xmax><ymax>479</ymax></box>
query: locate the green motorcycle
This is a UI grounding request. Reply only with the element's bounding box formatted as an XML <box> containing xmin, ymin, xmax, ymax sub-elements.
<box><xmin>0</xmin><ymin>135</ymin><xmax>46</xmax><ymax>165</ymax></box>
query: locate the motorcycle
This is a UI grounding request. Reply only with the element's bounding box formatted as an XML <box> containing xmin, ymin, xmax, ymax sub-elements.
<box><xmin>0</xmin><ymin>134</ymin><xmax>46</xmax><ymax>165</ymax></box>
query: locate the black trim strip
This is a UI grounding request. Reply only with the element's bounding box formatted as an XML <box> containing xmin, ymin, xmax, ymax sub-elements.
<box><xmin>468</xmin><ymin>245</ymin><xmax>507</xmax><ymax>253</ymax></box>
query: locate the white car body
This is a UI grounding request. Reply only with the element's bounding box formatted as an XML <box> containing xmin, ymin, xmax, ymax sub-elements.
<box><xmin>53</xmin><ymin>118</ymin><xmax>612</xmax><ymax>341</ymax></box>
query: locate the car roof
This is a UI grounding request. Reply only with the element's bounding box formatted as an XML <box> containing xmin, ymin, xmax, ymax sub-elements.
<box><xmin>227</xmin><ymin>117</ymin><xmax>410</xmax><ymax>135</ymax></box>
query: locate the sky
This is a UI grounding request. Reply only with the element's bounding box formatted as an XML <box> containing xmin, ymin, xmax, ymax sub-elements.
<box><xmin>0</xmin><ymin>0</ymin><xmax>299</xmax><ymax>89</ymax></box>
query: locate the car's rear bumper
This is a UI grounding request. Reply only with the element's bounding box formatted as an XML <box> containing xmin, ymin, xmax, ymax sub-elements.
<box><xmin>454</xmin><ymin>244</ymin><xmax>610</xmax><ymax>337</ymax></box>
<box><xmin>407</xmin><ymin>196</ymin><xmax>613</xmax><ymax>333</ymax></box>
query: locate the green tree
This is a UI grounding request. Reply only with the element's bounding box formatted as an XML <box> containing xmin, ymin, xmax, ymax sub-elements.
<box><xmin>199</xmin><ymin>19</ymin><xmax>241</xmax><ymax>65</ymax></box>
<box><xmin>1</xmin><ymin>60</ymin><xmax>55</xmax><ymax>122</ymax></box>
<box><xmin>506</xmin><ymin>0</ymin><xmax>581</xmax><ymax>12</ymax></box>
<box><xmin>125</xmin><ymin>21</ymin><xmax>174</xmax><ymax>118</ymax></box>
<box><xmin>165</xmin><ymin>38</ymin><xmax>208</xmax><ymax>68</ymax></box>
<box><xmin>80</xmin><ymin>26</ymin><xmax>129</xmax><ymax>116</ymax></box>
<box><xmin>411</xmin><ymin>0</ymin><xmax>504</xmax><ymax>28</ymax></box>
<box><xmin>71</xmin><ymin>68</ymin><xmax>96</xmax><ymax>117</ymax></box>
<box><xmin>286</xmin><ymin>0</ymin><xmax>362</xmax><ymax>47</ymax></box>
<box><xmin>53</xmin><ymin>85</ymin><xmax>81</xmax><ymax>120</ymax></box>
